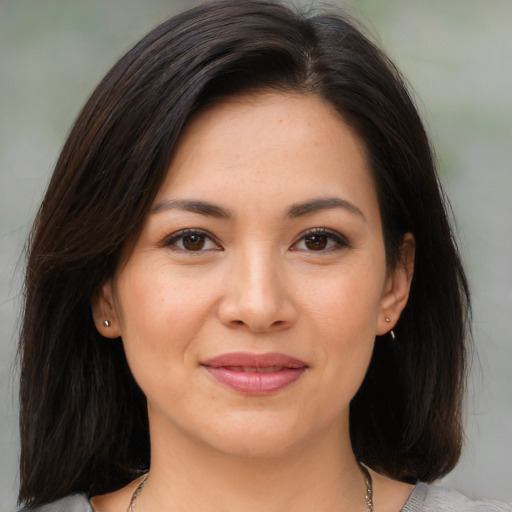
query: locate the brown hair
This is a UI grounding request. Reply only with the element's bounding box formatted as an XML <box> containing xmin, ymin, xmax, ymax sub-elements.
<box><xmin>19</xmin><ymin>0</ymin><xmax>470</xmax><ymax>507</ymax></box>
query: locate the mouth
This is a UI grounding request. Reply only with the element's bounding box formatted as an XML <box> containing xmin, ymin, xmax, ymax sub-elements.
<box><xmin>201</xmin><ymin>352</ymin><xmax>308</xmax><ymax>395</ymax></box>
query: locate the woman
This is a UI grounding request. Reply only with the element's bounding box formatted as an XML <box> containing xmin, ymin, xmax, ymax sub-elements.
<box><xmin>17</xmin><ymin>1</ymin><xmax>510</xmax><ymax>511</ymax></box>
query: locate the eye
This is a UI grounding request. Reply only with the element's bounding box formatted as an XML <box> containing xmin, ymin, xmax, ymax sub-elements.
<box><xmin>163</xmin><ymin>229</ymin><xmax>221</xmax><ymax>252</ymax></box>
<box><xmin>292</xmin><ymin>228</ymin><xmax>348</xmax><ymax>252</ymax></box>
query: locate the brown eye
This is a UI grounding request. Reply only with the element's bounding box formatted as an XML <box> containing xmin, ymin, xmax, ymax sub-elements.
<box><xmin>292</xmin><ymin>228</ymin><xmax>348</xmax><ymax>252</ymax></box>
<box><xmin>182</xmin><ymin>234</ymin><xmax>205</xmax><ymax>251</ymax></box>
<box><xmin>304</xmin><ymin>234</ymin><xmax>328</xmax><ymax>251</ymax></box>
<box><xmin>164</xmin><ymin>229</ymin><xmax>220</xmax><ymax>252</ymax></box>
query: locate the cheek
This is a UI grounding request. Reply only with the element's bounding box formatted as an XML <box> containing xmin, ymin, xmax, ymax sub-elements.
<box><xmin>297</xmin><ymin>262</ymin><xmax>385</xmax><ymax>393</ymax></box>
<box><xmin>113</xmin><ymin>260</ymin><xmax>213</xmax><ymax>373</ymax></box>
<box><xmin>299</xmin><ymin>260</ymin><xmax>385</xmax><ymax>337</ymax></box>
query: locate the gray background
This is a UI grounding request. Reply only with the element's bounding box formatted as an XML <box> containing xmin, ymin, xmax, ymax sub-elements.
<box><xmin>1</xmin><ymin>0</ymin><xmax>511</xmax><ymax>509</ymax></box>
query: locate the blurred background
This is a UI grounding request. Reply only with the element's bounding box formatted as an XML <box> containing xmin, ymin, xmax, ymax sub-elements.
<box><xmin>1</xmin><ymin>0</ymin><xmax>511</xmax><ymax>508</ymax></box>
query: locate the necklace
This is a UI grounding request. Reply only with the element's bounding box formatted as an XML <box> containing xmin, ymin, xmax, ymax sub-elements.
<box><xmin>127</xmin><ymin>464</ymin><xmax>374</xmax><ymax>511</ymax></box>
<box><xmin>359</xmin><ymin>463</ymin><xmax>374</xmax><ymax>512</ymax></box>
<box><xmin>127</xmin><ymin>474</ymin><xmax>148</xmax><ymax>512</ymax></box>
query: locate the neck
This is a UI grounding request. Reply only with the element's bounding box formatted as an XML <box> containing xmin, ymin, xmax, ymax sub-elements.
<box><xmin>140</xmin><ymin>418</ymin><xmax>368</xmax><ymax>512</ymax></box>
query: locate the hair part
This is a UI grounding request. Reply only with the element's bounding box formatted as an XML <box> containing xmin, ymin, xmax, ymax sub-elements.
<box><xmin>19</xmin><ymin>0</ymin><xmax>470</xmax><ymax>506</ymax></box>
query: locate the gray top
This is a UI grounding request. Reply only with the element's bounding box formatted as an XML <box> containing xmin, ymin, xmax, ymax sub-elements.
<box><xmin>21</xmin><ymin>483</ymin><xmax>512</xmax><ymax>511</ymax></box>
<box><xmin>401</xmin><ymin>483</ymin><xmax>511</xmax><ymax>511</ymax></box>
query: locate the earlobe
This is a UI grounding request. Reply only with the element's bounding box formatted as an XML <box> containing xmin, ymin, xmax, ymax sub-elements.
<box><xmin>376</xmin><ymin>233</ymin><xmax>415</xmax><ymax>336</ymax></box>
<box><xmin>91</xmin><ymin>281</ymin><xmax>122</xmax><ymax>338</ymax></box>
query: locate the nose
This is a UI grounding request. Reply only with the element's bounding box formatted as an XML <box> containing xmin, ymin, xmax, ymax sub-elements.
<box><xmin>217</xmin><ymin>247</ymin><xmax>298</xmax><ymax>332</ymax></box>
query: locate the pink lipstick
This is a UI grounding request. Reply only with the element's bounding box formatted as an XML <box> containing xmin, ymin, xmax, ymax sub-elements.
<box><xmin>201</xmin><ymin>352</ymin><xmax>307</xmax><ymax>395</ymax></box>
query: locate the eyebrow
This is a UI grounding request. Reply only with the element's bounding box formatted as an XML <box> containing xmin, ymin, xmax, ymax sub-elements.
<box><xmin>151</xmin><ymin>196</ymin><xmax>366</xmax><ymax>222</ymax></box>
<box><xmin>287</xmin><ymin>197</ymin><xmax>366</xmax><ymax>222</ymax></box>
<box><xmin>151</xmin><ymin>199</ymin><xmax>232</xmax><ymax>219</ymax></box>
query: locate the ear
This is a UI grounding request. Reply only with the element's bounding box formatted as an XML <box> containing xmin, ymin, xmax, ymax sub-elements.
<box><xmin>91</xmin><ymin>281</ymin><xmax>122</xmax><ymax>338</ymax></box>
<box><xmin>376</xmin><ymin>233</ymin><xmax>415</xmax><ymax>336</ymax></box>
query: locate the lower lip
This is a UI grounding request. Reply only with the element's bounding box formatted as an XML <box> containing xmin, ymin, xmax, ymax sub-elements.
<box><xmin>203</xmin><ymin>366</ymin><xmax>306</xmax><ymax>395</ymax></box>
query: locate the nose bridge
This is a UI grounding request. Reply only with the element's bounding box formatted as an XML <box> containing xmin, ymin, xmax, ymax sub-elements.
<box><xmin>220</xmin><ymin>242</ymin><xmax>295</xmax><ymax>331</ymax></box>
<box><xmin>240</xmin><ymin>244</ymin><xmax>277</xmax><ymax>301</ymax></box>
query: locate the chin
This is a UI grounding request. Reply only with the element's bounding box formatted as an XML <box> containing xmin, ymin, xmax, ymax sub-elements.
<box><xmin>212</xmin><ymin>432</ymin><xmax>302</xmax><ymax>460</ymax></box>
<box><xmin>196</xmin><ymin>411</ymin><xmax>317</xmax><ymax>460</ymax></box>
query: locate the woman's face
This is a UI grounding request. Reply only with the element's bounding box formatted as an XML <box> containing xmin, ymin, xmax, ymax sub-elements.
<box><xmin>94</xmin><ymin>92</ymin><xmax>413</xmax><ymax>458</ymax></box>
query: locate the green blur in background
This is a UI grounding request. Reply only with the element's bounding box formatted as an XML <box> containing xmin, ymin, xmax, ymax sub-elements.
<box><xmin>1</xmin><ymin>0</ymin><xmax>511</xmax><ymax>509</ymax></box>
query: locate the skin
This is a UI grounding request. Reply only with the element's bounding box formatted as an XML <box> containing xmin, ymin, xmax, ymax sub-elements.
<box><xmin>91</xmin><ymin>92</ymin><xmax>415</xmax><ymax>512</ymax></box>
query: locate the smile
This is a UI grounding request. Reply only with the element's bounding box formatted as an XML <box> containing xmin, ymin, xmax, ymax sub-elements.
<box><xmin>201</xmin><ymin>352</ymin><xmax>308</xmax><ymax>395</ymax></box>
<box><xmin>222</xmin><ymin>366</ymin><xmax>286</xmax><ymax>373</ymax></box>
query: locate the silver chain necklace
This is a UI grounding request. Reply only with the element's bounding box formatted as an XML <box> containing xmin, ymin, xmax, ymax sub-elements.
<box><xmin>127</xmin><ymin>474</ymin><xmax>148</xmax><ymax>512</ymax></box>
<box><xmin>359</xmin><ymin>463</ymin><xmax>374</xmax><ymax>512</ymax></box>
<box><xmin>127</xmin><ymin>464</ymin><xmax>374</xmax><ymax>512</ymax></box>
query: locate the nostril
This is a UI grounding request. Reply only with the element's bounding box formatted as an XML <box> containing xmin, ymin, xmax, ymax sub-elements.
<box><xmin>229</xmin><ymin>319</ymin><xmax>285</xmax><ymax>330</ymax></box>
<box><xmin>218</xmin><ymin>293</ymin><xmax>298</xmax><ymax>332</ymax></box>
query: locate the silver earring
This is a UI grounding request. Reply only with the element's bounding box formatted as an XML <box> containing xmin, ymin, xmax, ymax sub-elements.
<box><xmin>103</xmin><ymin>320</ymin><xmax>111</xmax><ymax>327</ymax></box>
<box><xmin>385</xmin><ymin>317</ymin><xmax>391</xmax><ymax>323</ymax></box>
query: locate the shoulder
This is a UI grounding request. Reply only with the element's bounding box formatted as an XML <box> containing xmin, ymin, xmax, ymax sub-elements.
<box><xmin>18</xmin><ymin>494</ymin><xmax>93</xmax><ymax>512</ymax></box>
<box><xmin>402</xmin><ymin>482</ymin><xmax>511</xmax><ymax>512</ymax></box>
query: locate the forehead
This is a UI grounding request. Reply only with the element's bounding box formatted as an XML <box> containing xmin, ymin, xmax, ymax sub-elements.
<box><xmin>154</xmin><ymin>92</ymin><xmax>378</xmax><ymax>222</ymax></box>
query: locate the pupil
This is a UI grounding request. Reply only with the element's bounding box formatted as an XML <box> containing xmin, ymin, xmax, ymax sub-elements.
<box><xmin>183</xmin><ymin>234</ymin><xmax>205</xmax><ymax>250</ymax></box>
<box><xmin>305</xmin><ymin>234</ymin><xmax>327</xmax><ymax>250</ymax></box>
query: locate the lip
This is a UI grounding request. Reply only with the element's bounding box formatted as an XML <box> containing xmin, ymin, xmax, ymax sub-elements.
<box><xmin>201</xmin><ymin>352</ymin><xmax>308</xmax><ymax>395</ymax></box>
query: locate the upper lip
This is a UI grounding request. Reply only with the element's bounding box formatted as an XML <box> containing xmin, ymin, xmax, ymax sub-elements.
<box><xmin>201</xmin><ymin>352</ymin><xmax>308</xmax><ymax>369</ymax></box>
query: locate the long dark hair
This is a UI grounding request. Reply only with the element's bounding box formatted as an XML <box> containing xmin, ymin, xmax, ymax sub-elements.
<box><xmin>19</xmin><ymin>0</ymin><xmax>470</xmax><ymax>507</ymax></box>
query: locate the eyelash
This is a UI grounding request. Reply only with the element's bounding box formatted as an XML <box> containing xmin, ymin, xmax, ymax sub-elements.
<box><xmin>163</xmin><ymin>229</ymin><xmax>221</xmax><ymax>253</ymax></box>
<box><xmin>163</xmin><ymin>227</ymin><xmax>349</xmax><ymax>253</ymax></box>
<box><xmin>291</xmin><ymin>228</ymin><xmax>349</xmax><ymax>252</ymax></box>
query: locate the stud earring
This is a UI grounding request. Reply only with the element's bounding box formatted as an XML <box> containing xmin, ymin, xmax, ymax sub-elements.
<box><xmin>103</xmin><ymin>320</ymin><xmax>111</xmax><ymax>327</ymax></box>
<box><xmin>385</xmin><ymin>317</ymin><xmax>395</xmax><ymax>340</ymax></box>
